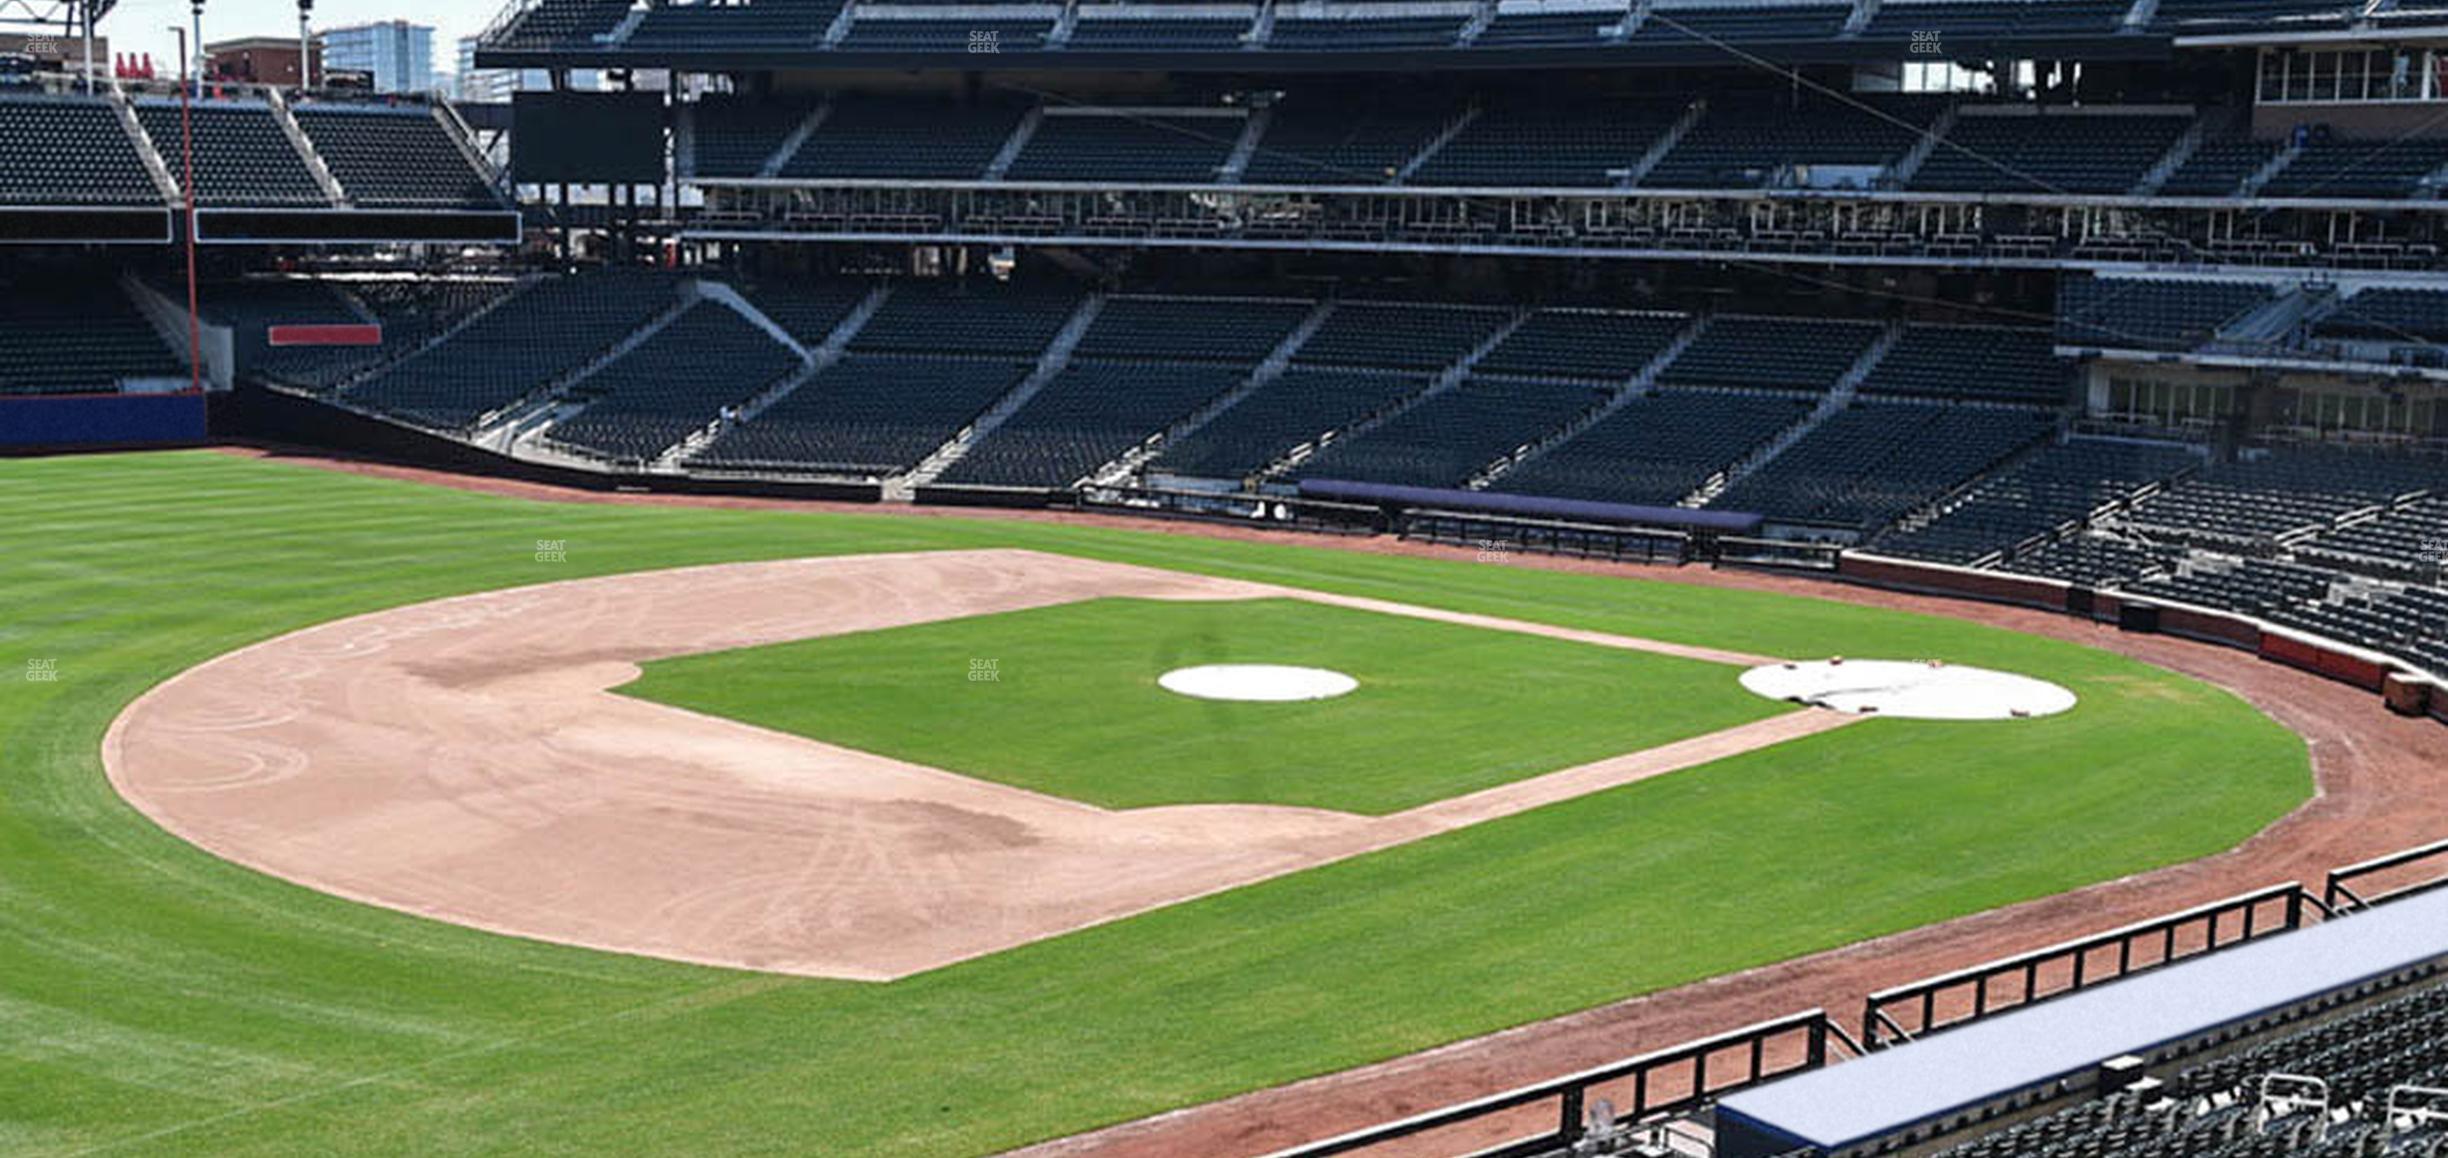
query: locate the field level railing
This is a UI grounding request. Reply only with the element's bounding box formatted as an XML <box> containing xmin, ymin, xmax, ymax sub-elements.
<box><xmin>1262</xmin><ymin>1010</ymin><xmax>1836</xmax><ymax>1158</ymax></box>
<box><xmin>2326</xmin><ymin>837</ymin><xmax>2448</xmax><ymax>913</ymax></box>
<box><xmin>1862</xmin><ymin>883</ymin><xmax>2314</xmax><ymax>1049</ymax></box>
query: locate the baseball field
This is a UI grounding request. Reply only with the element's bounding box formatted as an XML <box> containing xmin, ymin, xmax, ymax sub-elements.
<box><xmin>1</xmin><ymin>450</ymin><xmax>2310</xmax><ymax>1155</ymax></box>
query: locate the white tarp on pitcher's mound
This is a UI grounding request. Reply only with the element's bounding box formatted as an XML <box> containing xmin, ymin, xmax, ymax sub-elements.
<box><xmin>1740</xmin><ymin>659</ymin><xmax>2076</xmax><ymax>720</ymax></box>
<box><xmin>1159</xmin><ymin>664</ymin><xmax>1359</xmax><ymax>702</ymax></box>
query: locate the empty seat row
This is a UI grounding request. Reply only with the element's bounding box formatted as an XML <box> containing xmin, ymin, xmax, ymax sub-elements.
<box><xmin>692</xmin><ymin>355</ymin><xmax>1028</xmax><ymax>476</ymax></box>
<box><xmin>1658</xmin><ymin>315</ymin><xmax>1881</xmax><ymax>392</ymax></box>
<box><xmin>292</xmin><ymin>105</ymin><xmax>499</xmax><ymax>208</ymax></box>
<box><xmin>135</xmin><ymin>101</ymin><xmax>326</xmax><ymax>206</ymax></box>
<box><xmin>2058</xmin><ymin>276</ymin><xmax>2278</xmax><ymax>350</ymax></box>
<box><xmin>938</xmin><ymin>359</ymin><xmax>1251</xmax><ymax>487</ymax></box>
<box><xmin>1494</xmin><ymin>389</ymin><xmax>1810</xmax><ymax>506</ymax></box>
<box><xmin>344</xmin><ymin>271</ymin><xmax>680</xmax><ymax>430</ymax></box>
<box><xmin>1153</xmin><ymin>367</ymin><xmax>1429</xmax><ymax>479</ymax></box>
<box><xmin>1858</xmin><ymin>324</ymin><xmax>2069</xmax><ymax>403</ymax></box>
<box><xmin>0</xmin><ymin>275</ymin><xmax>182</xmax><ymax>395</ymax></box>
<box><xmin>1292</xmin><ymin>375</ymin><xmax>1606</xmax><ymax>487</ymax></box>
<box><xmin>1871</xmin><ymin>439</ymin><xmax>2199</xmax><ymax>562</ymax></box>
<box><xmin>1910</xmin><ymin>111</ymin><xmax>2193</xmax><ymax>195</ymax></box>
<box><xmin>1710</xmin><ymin>402</ymin><xmax>2057</xmax><ymax>527</ymax></box>
<box><xmin>547</xmin><ymin>303</ymin><xmax>805</xmax><ymax>463</ymax></box>
<box><xmin>0</xmin><ymin>95</ymin><xmax>159</xmax><ymax>204</ymax></box>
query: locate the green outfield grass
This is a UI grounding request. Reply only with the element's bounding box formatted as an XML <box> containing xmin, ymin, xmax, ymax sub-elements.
<box><xmin>622</xmin><ymin>596</ymin><xmax>1789</xmax><ymax>813</ymax></box>
<box><xmin>0</xmin><ymin>451</ymin><xmax>2311</xmax><ymax>1157</ymax></box>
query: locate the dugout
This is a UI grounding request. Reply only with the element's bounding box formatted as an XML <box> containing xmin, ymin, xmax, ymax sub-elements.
<box><xmin>1716</xmin><ymin>887</ymin><xmax>2448</xmax><ymax>1158</ymax></box>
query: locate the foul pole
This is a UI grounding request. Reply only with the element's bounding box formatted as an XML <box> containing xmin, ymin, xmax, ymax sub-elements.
<box><xmin>172</xmin><ymin>24</ymin><xmax>201</xmax><ymax>395</ymax></box>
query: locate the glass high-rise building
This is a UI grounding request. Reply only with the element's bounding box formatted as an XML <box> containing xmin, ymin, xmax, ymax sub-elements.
<box><xmin>321</xmin><ymin>20</ymin><xmax>434</xmax><ymax>94</ymax></box>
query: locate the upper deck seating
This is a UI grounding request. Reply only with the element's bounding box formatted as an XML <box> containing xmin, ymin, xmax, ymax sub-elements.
<box><xmin>1860</xmin><ymin>0</ymin><xmax>2130</xmax><ymax>41</ymax></box>
<box><xmin>494</xmin><ymin>0</ymin><xmax>631</xmax><ymax>46</ymax></box>
<box><xmin>779</xmin><ymin>98</ymin><xmax>1025</xmax><ymax>180</ymax></box>
<box><xmin>690</xmin><ymin>96</ymin><xmax>813</xmax><ymax>177</ymax></box>
<box><xmin>0</xmin><ymin>95</ymin><xmax>160</xmax><ymax>204</ymax></box>
<box><xmin>1474</xmin><ymin>8</ymin><xmax>1622</xmax><ymax>45</ymax></box>
<box><xmin>1632</xmin><ymin>2</ymin><xmax>1851</xmax><ymax>43</ymax></box>
<box><xmin>835</xmin><ymin>17</ymin><xmax>1052</xmax><ymax>50</ymax></box>
<box><xmin>1909</xmin><ymin>110</ymin><xmax>2193</xmax><ymax>195</ymax></box>
<box><xmin>2158</xmin><ymin>137</ymin><xmax>2283</xmax><ymax>196</ymax></box>
<box><xmin>136</xmin><ymin>101</ymin><xmax>327</xmax><ymax>206</ymax></box>
<box><xmin>1004</xmin><ymin>112</ymin><xmax>1243</xmax><ymax>183</ymax></box>
<box><xmin>1410</xmin><ymin>100</ymin><xmax>1685</xmax><ymax>187</ymax></box>
<box><xmin>2259</xmin><ymin>137</ymin><xmax>2448</xmax><ymax>199</ymax></box>
<box><xmin>2150</xmin><ymin>0</ymin><xmax>2356</xmax><ymax>33</ymax></box>
<box><xmin>292</xmin><ymin>105</ymin><xmax>497</xmax><ymax>208</ymax></box>
<box><xmin>1242</xmin><ymin>100</ymin><xmax>1455</xmax><ymax>185</ymax></box>
<box><xmin>1269</xmin><ymin>13</ymin><xmax>1468</xmax><ymax>47</ymax></box>
<box><xmin>1641</xmin><ymin>93</ymin><xmax>1944</xmax><ymax>189</ymax></box>
<box><xmin>2057</xmin><ymin>276</ymin><xmax>2277</xmax><ymax>350</ymax></box>
<box><xmin>1067</xmin><ymin>13</ymin><xmax>1255</xmax><ymax>49</ymax></box>
<box><xmin>627</xmin><ymin>0</ymin><xmax>841</xmax><ymax>46</ymax></box>
<box><xmin>2315</xmin><ymin>288</ymin><xmax>2448</xmax><ymax>342</ymax></box>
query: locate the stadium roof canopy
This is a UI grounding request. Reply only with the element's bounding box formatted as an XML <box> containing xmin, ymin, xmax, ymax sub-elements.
<box><xmin>1717</xmin><ymin>886</ymin><xmax>2448</xmax><ymax>1155</ymax></box>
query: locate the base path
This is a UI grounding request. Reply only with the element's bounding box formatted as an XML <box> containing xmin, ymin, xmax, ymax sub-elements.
<box><xmin>104</xmin><ymin>548</ymin><xmax>1853</xmax><ymax>981</ymax></box>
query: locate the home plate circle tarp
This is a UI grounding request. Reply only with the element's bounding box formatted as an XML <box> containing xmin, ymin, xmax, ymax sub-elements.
<box><xmin>1159</xmin><ymin>664</ymin><xmax>1360</xmax><ymax>702</ymax></box>
<box><xmin>1739</xmin><ymin>659</ymin><xmax>2077</xmax><ymax>720</ymax></box>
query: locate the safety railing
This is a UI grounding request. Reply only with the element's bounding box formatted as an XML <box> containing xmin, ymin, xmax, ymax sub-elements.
<box><xmin>2326</xmin><ymin>837</ymin><xmax>2448</xmax><ymax>913</ymax></box>
<box><xmin>1265</xmin><ymin>1010</ymin><xmax>1837</xmax><ymax>1158</ymax></box>
<box><xmin>1863</xmin><ymin>883</ymin><xmax>2314</xmax><ymax>1048</ymax></box>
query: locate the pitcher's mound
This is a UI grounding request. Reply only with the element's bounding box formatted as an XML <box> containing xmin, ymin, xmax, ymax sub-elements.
<box><xmin>1160</xmin><ymin>664</ymin><xmax>1359</xmax><ymax>703</ymax></box>
<box><xmin>1740</xmin><ymin>659</ymin><xmax>2076</xmax><ymax>720</ymax></box>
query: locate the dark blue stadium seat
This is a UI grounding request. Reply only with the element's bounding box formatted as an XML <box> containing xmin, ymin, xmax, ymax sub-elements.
<box><xmin>0</xmin><ymin>95</ymin><xmax>161</xmax><ymax>205</ymax></box>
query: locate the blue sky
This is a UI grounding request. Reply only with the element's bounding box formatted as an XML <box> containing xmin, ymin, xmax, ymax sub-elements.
<box><xmin>103</xmin><ymin>0</ymin><xmax>499</xmax><ymax>83</ymax></box>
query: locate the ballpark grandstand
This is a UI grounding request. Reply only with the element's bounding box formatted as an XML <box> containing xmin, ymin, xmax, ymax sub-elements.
<box><xmin>4</xmin><ymin>0</ymin><xmax>2448</xmax><ymax>1150</ymax></box>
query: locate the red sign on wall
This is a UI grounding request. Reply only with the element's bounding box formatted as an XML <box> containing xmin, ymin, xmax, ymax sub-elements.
<box><xmin>267</xmin><ymin>323</ymin><xmax>383</xmax><ymax>347</ymax></box>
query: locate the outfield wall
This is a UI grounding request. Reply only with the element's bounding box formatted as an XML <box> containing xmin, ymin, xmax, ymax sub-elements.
<box><xmin>1837</xmin><ymin>554</ymin><xmax>2073</xmax><ymax>614</ymax></box>
<box><xmin>0</xmin><ymin>392</ymin><xmax>208</xmax><ymax>452</ymax></box>
<box><xmin>222</xmin><ymin>384</ymin><xmax>882</xmax><ymax>503</ymax></box>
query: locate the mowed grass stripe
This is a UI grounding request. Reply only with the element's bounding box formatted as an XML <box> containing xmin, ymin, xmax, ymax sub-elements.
<box><xmin>0</xmin><ymin>451</ymin><xmax>2307</xmax><ymax>1156</ymax></box>
<box><xmin>624</xmin><ymin>596</ymin><xmax>1790</xmax><ymax>813</ymax></box>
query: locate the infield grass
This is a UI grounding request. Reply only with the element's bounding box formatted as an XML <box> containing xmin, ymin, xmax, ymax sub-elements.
<box><xmin>621</xmin><ymin>596</ymin><xmax>1790</xmax><ymax>813</ymax></box>
<box><xmin>0</xmin><ymin>450</ymin><xmax>2311</xmax><ymax>1157</ymax></box>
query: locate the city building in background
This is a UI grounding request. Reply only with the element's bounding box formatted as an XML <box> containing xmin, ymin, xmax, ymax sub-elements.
<box><xmin>321</xmin><ymin>20</ymin><xmax>433</xmax><ymax>93</ymax></box>
<box><xmin>203</xmin><ymin>36</ymin><xmax>321</xmax><ymax>87</ymax></box>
